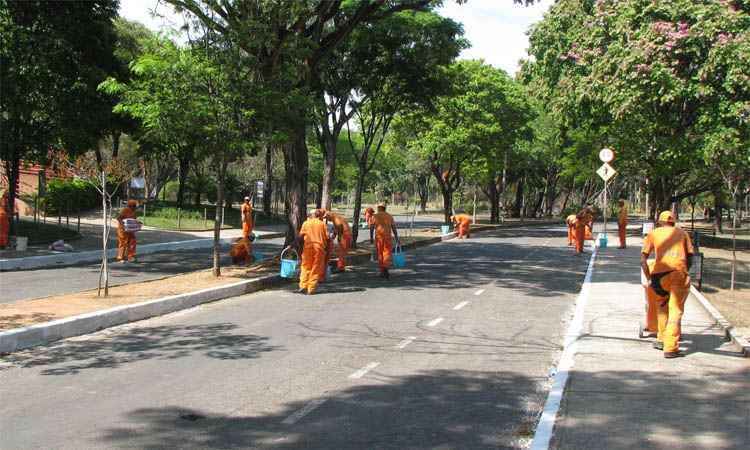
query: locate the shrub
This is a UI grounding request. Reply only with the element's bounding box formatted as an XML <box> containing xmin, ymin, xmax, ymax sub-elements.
<box><xmin>44</xmin><ymin>178</ymin><xmax>99</xmax><ymax>214</ymax></box>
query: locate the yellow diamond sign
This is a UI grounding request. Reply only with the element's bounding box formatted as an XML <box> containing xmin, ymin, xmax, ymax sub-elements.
<box><xmin>597</xmin><ymin>163</ymin><xmax>616</xmax><ymax>182</ymax></box>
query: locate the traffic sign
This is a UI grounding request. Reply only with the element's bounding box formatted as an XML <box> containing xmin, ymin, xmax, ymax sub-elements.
<box><xmin>599</xmin><ymin>148</ymin><xmax>615</xmax><ymax>163</ymax></box>
<box><xmin>596</xmin><ymin>163</ymin><xmax>616</xmax><ymax>182</ymax></box>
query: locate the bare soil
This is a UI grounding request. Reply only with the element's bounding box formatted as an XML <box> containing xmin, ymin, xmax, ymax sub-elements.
<box><xmin>699</xmin><ymin>246</ymin><xmax>750</xmax><ymax>339</ymax></box>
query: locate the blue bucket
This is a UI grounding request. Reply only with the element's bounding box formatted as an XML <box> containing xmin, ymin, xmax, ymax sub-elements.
<box><xmin>440</xmin><ymin>225</ymin><xmax>450</xmax><ymax>235</ymax></box>
<box><xmin>280</xmin><ymin>248</ymin><xmax>299</xmax><ymax>278</ymax></box>
<box><xmin>393</xmin><ymin>244</ymin><xmax>406</xmax><ymax>268</ymax></box>
<box><xmin>598</xmin><ymin>234</ymin><xmax>608</xmax><ymax>248</ymax></box>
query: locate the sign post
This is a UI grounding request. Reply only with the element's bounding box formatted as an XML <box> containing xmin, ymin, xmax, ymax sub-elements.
<box><xmin>597</xmin><ymin>149</ymin><xmax>616</xmax><ymax>247</ymax></box>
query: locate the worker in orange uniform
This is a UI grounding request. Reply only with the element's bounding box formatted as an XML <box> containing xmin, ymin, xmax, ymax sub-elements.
<box><xmin>0</xmin><ymin>192</ymin><xmax>9</xmax><ymax>249</ymax></box>
<box><xmin>639</xmin><ymin>260</ymin><xmax>660</xmax><ymax>339</ymax></box>
<box><xmin>287</xmin><ymin>209</ymin><xmax>329</xmax><ymax>295</ymax></box>
<box><xmin>451</xmin><ymin>213</ymin><xmax>472</xmax><ymax>239</ymax></box>
<box><xmin>583</xmin><ymin>205</ymin><xmax>595</xmax><ymax>241</ymax></box>
<box><xmin>617</xmin><ymin>199</ymin><xmax>628</xmax><ymax>249</ymax></box>
<box><xmin>325</xmin><ymin>210</ymin><xmax>353</xmax><ymax>272</ymax></box>
<box><xmin>574</xmin><ymin>208</ymin><xmax>589</xmax><ymax>254</ymax></box>
<box><xmin>641</xmin><ymin>211</ymin><xmax>694</xmax><ymax>358</ymax></box>
<box><xmin>116</xmin><ymin>200</ymin><xmax>139</xmax><ymax>262</ymax></box>
<box><xmin>364</xmin><ymin>207</ymin><xmax>375</xmax><ymax>228</ymax></box>
<box><xmin>565</xmin><ymin>214</ymin><xmax>577</xmax><ymax>247</ymax></box>
<box><xmin>370</xmin><ymin>204</ymin><xmax>399</xmax><ymax>279</ymax></box>
<box><xmin>229</xmin><ymin>236</ymin><xmax>254</xmax><ymax>265</ymax></box>
<box><xmin>241</xmin><ymin>196</ymin><xmax>254</xmax><ymax>239</ymax></box>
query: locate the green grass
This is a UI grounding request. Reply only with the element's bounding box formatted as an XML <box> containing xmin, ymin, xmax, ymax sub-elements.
<box><xmin>140</xmin><ymin>201</ymin><xmax>285</xmax><ymax>231</ymax></box>
<box><xmin>16</xmin><ymin>220</ymin><xmax>80</xmax><ymax>245</ymax></box>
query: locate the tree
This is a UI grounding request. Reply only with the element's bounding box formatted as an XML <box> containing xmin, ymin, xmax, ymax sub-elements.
<box><xmin>163</xmin><ymin>0</ymin><xmax>536</xmax><ymax>243</ymax></box>
<box><xmin>53</xmin><ymin>148</ymin><xmax>138</xmax><ymax>297</ymax></box>
<box><xmin>522</xmin><ymin>0</ymin><xmax>748</xmax><ymax>219</ymax></box>
<box><xmin>103</xmin><ymin>34</ymin><xmax>257</xmax><ymax>276</ymax></box>
<box><xmin>0</xmin><ymin>0</ymin><xmax>119</xmax><ymax>235</ymax></box>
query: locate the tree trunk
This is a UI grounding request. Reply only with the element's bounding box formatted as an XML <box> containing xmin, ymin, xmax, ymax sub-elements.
<box><xmin>488</xmin><ymin>177</ymin><xmax>499</xmax><ymax>223</ymax></box>
<box><xmin>100</xmin><ymin>169</ymin><xmax>109</xmax><ymax>297</ymax></box>
<box><xmin>176</xmin><ymin>155</ymin><xmax>189</xmax><ymax>208</ymax></box>
<box><xmin>4</xmin><ymin>154</ymin><xmax>20</xmax><ymax>236</ymax></box>
<box><xmin>263</xmin><ymin>144</ymin><xmax>273</xmax><ymax>215</ymax></box>
<box><xmin>212</xmin><ymin>154</ymin><xmax>228</xmax><ymax>277</ymax></box>
<box><xmin>512</xmin><ymin>177</ymin><xmax>524</xmax><ymax>218</ymax></box>
<box><xmin>416</xmin><ymin>175</ymin><xmax>429</xmax><ymax>213</ymax></box>
<box><xmin>321</xmin><ymin>135</ymin><xmax>337</xmax><ymax>210</ymax></box>
<box><xmin>731</xmin><ymin>194</ymin><xmax>738</xmax><ymax>291</ymax></box>
<box><xmin>350</xmin><ymin>172</ymin><xmax>366</xmax><ymax>249</ymax></box>
<box><xmin>283</xmin><ymin>123</ymin><xmax>309</xmax><ymax>245</ymax></box>
<box><xmin>315</xmin><ymin>180</ymin><xmax>323</xmax><ymax>209</ymax></box>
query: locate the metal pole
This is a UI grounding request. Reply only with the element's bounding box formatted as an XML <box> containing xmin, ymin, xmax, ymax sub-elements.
<box><xmin>177</xmin><ymin>208</ymin><xmax>181</xmax><ymax>231</ymax></box>
<box><xmin>603</xmin><ymin>179</ymin><xmax>608</xmax><ymax>239</ymax></box>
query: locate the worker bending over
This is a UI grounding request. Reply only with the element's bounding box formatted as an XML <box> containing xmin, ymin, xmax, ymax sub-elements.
<box><xmin>116</xmin><ymin>200</ymin><xmax>139</xmax><ymax>263</ymax></box>
<box><xmin>230</xmin><ymin>236</ymin><xmax>254</xmax><ymax>265</ymax></box>
<box><xmin>640</xmin><ymin>211</ymin><xmax>694</xmax><ymax>358</ymax></box>
<box><xmin>325</xmin><ymin>210</ymin><xmax>353</xmax><ymax>271</ymax></box>
<box><xmin>364</xmin><ymin>207</ymin><xmax>375</xmax><ymax>228</ymax></box>
<box><xmin>617</xmin><ymin>199</ymin><xmax>628</xmax><ymax>249</ymax></box>
<box><xmin>565</xmin><ymin>214</ymin><xmax>577</xmax><ymax>247</ymax></box>
<box><xmin>370</xmin><ymin>204</ymin><xmax>399</xmax><ymax>279</ymax></box>
<box><xmin>451</xmin><ymin>213</ymin><xmax>472</xmax><ymax>239</ymax></box>
<box><xmin>288</xmin><ymin>209</ymin><xmax>329</xmax><ymax>295</ymax></box>
<box><xmin>241</xmin><ymin>196</ymin><xmax>254</xmax><ymax>239</ymax></box>
<box><xmin>573</xmin><ymin>207</ymin><xmax>590</xmax><ymax>254</ymax></box>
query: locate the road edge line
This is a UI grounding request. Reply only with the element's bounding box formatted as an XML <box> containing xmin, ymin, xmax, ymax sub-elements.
<box><xmin>689</xmin><ymin>285</ymin><xmax>749</xmax><ymax>357</ymax></box>
<box><xmin>530</xmin><ymin>242</ymin><xmax>598</xmax><ymax>450</ymax></box>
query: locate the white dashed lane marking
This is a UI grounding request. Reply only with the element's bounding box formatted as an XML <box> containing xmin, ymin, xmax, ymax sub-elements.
<box><xmin>348</xmin><ymin>362</ymin><xmax>381</xmax><ymax>379</ymax></box>
<box><xmin>396</xmin><ymin>336</ymin><xmax>416</xmax><ymax>349</ymax></box>
<box><xmin>427</xmin><ymin>317</ymin><xmax>444</xmax><ymax>327</ymax></box>
<box><xmin>453</xmin><ymin>301</ymin><xmax>470</xmax><ymax>311</ymax></box>
<box><xmin>282</xmin><ymin>398</ymin><xmax>328</xmax><ymax>425</ymax></box>
<box><xmin>474</xmin><ymin>289</ymin><xmax>485</xmax><ymax>296</ymax></box>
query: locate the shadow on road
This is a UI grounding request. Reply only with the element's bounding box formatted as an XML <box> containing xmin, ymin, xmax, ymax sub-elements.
<box><xmin>98</xmin><ymin>369</ymin><xmax>543</xmax><ymax>449</ymax></box>
<box><xmin>2</xmin><ymin>323</ymin><xmax>281</xmax><ymax>376</ymax></box>
<box><xmin>553</xmin><ymin>367</ymin><xmax>750</xmax><ymax>449</ymax></box>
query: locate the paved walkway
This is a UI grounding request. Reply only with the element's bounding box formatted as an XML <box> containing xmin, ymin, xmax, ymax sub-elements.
<box><xmin>551</xmin><ymin>239</ymin><xmax>749</xmax><ymax>449</ymax></box>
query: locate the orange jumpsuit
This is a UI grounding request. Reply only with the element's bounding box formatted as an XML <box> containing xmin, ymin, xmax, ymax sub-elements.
<box><xmin>584</xmin><ymin>214</ymin><xmax>594</xmax><ymax>241</ymax></box>
<box><xmin>452</xmin><ymin>214</ymin><xmax>472</xmax><ymax>239</ymax></box>
<box><xmin>565</xmin><ymin>214</ymin><xmax>577</xmax><ymax>246</ymax></box>
<box><xmin>642</xmin><ymin>226</ymin><xmax>694</xmax><ymax>354</ymax></box>
<box><xmin>0</xmin><ymin>203</ymin><xmax>8</xmax><ymax>249</ymax></box>
<box><xmin>574</xmin><ymin>213</ymin><xmax>587</xmax><ymax>253</ymax></box>
<box><xmin>371</xmin><ymin>211</ymin><xmax>395</xmax><ymax>272</ymax></box>
<box><xmin>618</xmin><ymin>204</ymin><xmax>628</xmax><ymax>248</ymax></box>
<box><xmin>642</xmin><ymin>261</ymin><xmax>660</xmax><ymax>334</ymax></box>
<box><xmin>328</xmin><ymin>213</ymin><xmax>352</xmax><ymax>270</ymax></box>
<box><xmin>241</xmin><ymin>202</ymin><xmax>254</xmax><ymax>239</ymax></box>
<box><xmin>298</xmin><ymin>217</ymin><xmax>329</xmax><ymax>294</ymax></box>
<box><xmin>364</xmin><ymin>208</ymin><xmax>375</xmax><ymax>228</ymax></box>
<box><xmin>116</xmin><ymin>207</ymin><xmax>137</xmax><ymax>261</ymax></box>
<box><xmin>229</xmin><ymin>238</ymin><xmax>252</xmax><ymax>265</ymax></box>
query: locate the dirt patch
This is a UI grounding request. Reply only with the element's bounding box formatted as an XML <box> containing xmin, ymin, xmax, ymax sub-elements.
<box><xmin>0</xmin><ymin>264</ymin><xmax>275</xmax><ymax>331</ymax></box>
<box><xmin>699</xmin><ymin>247</ymin><xmax>750</xmax><ymax>340</ymax></box>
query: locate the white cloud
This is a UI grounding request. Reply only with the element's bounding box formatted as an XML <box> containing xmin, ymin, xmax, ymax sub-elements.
<box><xmin>439</xmin><ymin>0</ymin><xmax>554</xmax><ymax>75</ymax></box>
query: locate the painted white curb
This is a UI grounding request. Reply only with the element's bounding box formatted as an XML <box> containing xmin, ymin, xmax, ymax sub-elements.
<box><xmin>690</xmin><ymin>285</ymin><xmax>749</xmax><ymax>357</ymax></box>
<box><xmin>0</xmin><ymin>274</ymin><xmax>283</xmax><ymax>355</ymax></box>
<box><xmin>0</xmin><ymin>233</ymin><xmax>285</xmax><ymax>272</ymax></box>
<box><xmin>531</xmin><ymin>241</ymin><xmax>598</xmax><ymax>450</ymax></box>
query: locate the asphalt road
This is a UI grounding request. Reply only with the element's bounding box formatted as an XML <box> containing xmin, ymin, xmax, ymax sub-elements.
<box><xmin>0</xmin><ymin>225</ymin><xmax>590</xmax><ymax>449</ymax></box>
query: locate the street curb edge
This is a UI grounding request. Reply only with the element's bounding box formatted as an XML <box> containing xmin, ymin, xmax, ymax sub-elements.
<box><xmin>690</xmin><ymin>285</ymin><xmax>749</xmax><ymax>357</ymax></box>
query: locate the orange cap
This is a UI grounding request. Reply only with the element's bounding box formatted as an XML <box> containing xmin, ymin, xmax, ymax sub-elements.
<box><xmin>658</xmin><ymin>211</ymin><xmax>675</xmax><ymax>224</ymax></box>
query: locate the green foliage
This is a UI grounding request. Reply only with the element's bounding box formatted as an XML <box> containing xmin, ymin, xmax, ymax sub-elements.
<box><xmin>44</xmin><ymin>178</ymin><xmax>100</xmax><ymax>214</ymax></box>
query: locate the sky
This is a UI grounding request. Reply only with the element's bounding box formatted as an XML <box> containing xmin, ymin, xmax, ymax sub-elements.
<box><xmin>118</xmin><ymin>0</ymin><xmax>554</xmax><ymax>75</ymax></box>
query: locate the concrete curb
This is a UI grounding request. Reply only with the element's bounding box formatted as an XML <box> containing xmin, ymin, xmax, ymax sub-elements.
<box><xmin>0</xmin><ymin>221</ymin><xmax>549</xmax><ymax>354</ymax></box>
<box><xmin>690</xmin><ymin>285</ymin><xmax>749</xmax><ymax>357</ymax></box>
<box><xmin>0</xmin><ymin>232</ymin><xmax>286</xmax><ymax>272</ymax></box>
<box><xmin>0</xmin><ymin>275</ymin><xmax>285</xmax><ymax>355</ymax></box>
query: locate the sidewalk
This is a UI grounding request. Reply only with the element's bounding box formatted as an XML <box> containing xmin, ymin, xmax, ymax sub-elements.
<box><xmin>550</xmin><ymin>240</ymin><xmax>749</xmax><ymax>449</ymax></box>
